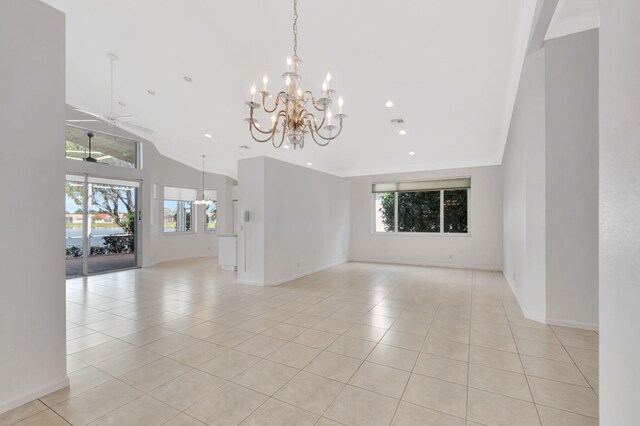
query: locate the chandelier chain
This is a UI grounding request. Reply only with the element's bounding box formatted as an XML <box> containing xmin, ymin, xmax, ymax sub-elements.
<box><xmin>293</xmin><ymin>0</ymin><xmax>298</xmax><ymax>56</ymax></box>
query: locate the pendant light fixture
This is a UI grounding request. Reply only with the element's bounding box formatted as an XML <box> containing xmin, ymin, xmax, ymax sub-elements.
<box><xmin>84</xmin><ymin>132</ymin><xmax>97</xmax><ymax>162</ymax></box>
<box><xmin>194</xmin><ymin>154</ymin><xmax>212</xmax><ymax>206</ymax></box>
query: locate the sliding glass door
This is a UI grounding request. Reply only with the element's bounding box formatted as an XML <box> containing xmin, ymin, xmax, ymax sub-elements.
<box><xmin>65</xmin><ymin>175</ymin><xmax>140</xmax><ymax>277</ymax></box>
<box><xmin>65</xmin><ymin>179</ymin><xmax>85</xmax><ymax>277</ymax></box>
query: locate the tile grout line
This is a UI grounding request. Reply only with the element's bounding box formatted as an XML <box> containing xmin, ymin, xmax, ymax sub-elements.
<box><xmin>387</xmin><ymin>297</ymin><xmax>442</xmax><ymax>424</ymax></box>
<box><xmin>547</xmin><ymin>325</ymin><xmax>599</xmax><ymax>395</ymax></box>
<box><xmin>56</xmin><ymin>263</ymin><xmax>598</xmax><ymax>425</ymax></box>
<box><xmin>466</xmin><ymin>269</ymin><xmax>474</xmax><ymax>422</ymax></box>
<box><xmin>503</xmin><ymin>293</ymin><xmax>543</xmax><ymax>426</ymax></box>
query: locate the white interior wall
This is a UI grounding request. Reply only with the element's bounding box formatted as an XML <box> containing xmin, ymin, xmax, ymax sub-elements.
<box><xmin>545</xmin><ymin>29</ymin><xmax>599</xmax><ymax>328</ymax></box>
<box><xmin>237</xmin><ymin>157</ymin><xmax>350</xmax><ymax>286</ymax></box>
<box><xmin>147</xmin><ymin>154</ymin><xmax>235</xmax><ymax>265</ymax></box>
<box><xmin>0</xmin><ymin>0</ymin><xmax>68</xmax><ymax>413</ymax></box>
<box><xmin>237</xmin><ymin>157</ymin><xmax>266</xmax><ymax>285</ymax></box>
<box><xmin>502</xmin><ymin>29</ymin><xmax>599</xmax><ymax>327</ymax></box>
<box><xmin>599</xmin><ymin>0</ymin><xmax>640</xmax><ymax>423</ymax></box>
<box><xmin>348</xmin><ymin>166</ymin><xmax>503</xmax><ymax>271</ymax></box>
<box><xmin>264</xmin><ymin>158</ymin><xmax>350</xmax><ymax>284</ymax></box>
<box><xmin>503</xmin><ymin>48</ymin><xmax>547</xmax><ymax>322</ymax></box>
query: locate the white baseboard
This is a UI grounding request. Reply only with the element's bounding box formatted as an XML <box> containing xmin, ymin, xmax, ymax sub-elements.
<box><xmin>0</xmin><ymin>376</ymin><xmax>69</xmax><ymax>415</ymax></box>
<box><xmin>503</xmin><ymin>272</ymin><xmax>599</xmax><ymax>331</ymax></box>
<box><xmin>236</xmin><ymin>278</ymin><xmax>267</xmax><ymax>286</ymax></box>
<box><xmin>547</xmin><ymin>318</ymin><xmax>599</xmax><ymax>332</ymax></box>
<box><xmin>350</xmin><ymin>258</ymin><xmax>502</xmax><ymax>272</ymax></box>
<box><xmin>143</xmin><ymin>255</ymin><xmax>217</xmax><ymax>268</ymax></box>
<box><xmin>503</xmin><ymin>272</ymin><xmax>547</xmax><ymax>324</ymax></box>
<box><xmin>236</xmin><ymin>259</ymin><xmax>348</xmax><ymax>287</ymax></box>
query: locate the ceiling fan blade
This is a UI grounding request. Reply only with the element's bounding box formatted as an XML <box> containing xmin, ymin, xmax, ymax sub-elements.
<box><xmin>73</xmin><ymin>108</ymin><xmax>102</xmax><ymax>118</ymax></box>
<box><xmin>114</xmin><ymin>115</ymin><xmax>137</xmax><ymax>123</ymax></box>
<box><xmin>66</xmin><ymin>150</ymin><xmax>104</xmax><ymax>155</ymax></box>
<box><xmin>120</xmin><ymin>121</ymin><xmax>153</xmax><ymax>133</ymax></box>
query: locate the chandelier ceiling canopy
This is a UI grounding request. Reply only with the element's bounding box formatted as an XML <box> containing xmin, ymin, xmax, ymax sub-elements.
<box><xmin>245</xmin><ymin>0</ymin><xmax>346</xmax><ymax>149</ymax></box>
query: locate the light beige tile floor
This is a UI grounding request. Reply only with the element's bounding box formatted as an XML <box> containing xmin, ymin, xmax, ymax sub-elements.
<box><xmin>1</xmin><ymin>259</ymin><xmax>599</xmax><ymax>425</ymax></box>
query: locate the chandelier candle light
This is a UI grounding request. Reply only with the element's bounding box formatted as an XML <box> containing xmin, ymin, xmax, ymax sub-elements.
<box><xmin>245</xmin><ymin>0</ymin><xmax>346</xmax><ymax>149</ymax></box>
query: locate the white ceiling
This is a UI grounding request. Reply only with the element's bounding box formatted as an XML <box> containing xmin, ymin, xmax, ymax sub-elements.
<box><xmin>44</xmin><ymin>0</ymin><xmax>536</xmax><ymax>178</ymax></box>
<box><xmin>546</xmin><ymin>0</ymin><xmax>599</xmax><ymax>41</ymax></box>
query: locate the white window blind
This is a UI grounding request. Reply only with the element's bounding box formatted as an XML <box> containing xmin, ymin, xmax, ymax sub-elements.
<box><xmin>88</xmin><ymin>177</ymin><xmax>140</xmax><ymax>188</ymax></box>
<box><xmin>164</xmin><ymin>186</ymin><xmax>197</xmax><ymax>201</ymax></box>
<box><xmin>372</xmin><ymin>177</ymin><xmax>471</xmax><ymax>193</ymax></box>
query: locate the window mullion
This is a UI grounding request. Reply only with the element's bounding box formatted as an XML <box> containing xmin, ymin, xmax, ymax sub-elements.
<box><xmin>394</xmin><ymin>192</ymin><xmax>399</xmax><ymax>232</ymax></box>
<box><xmin>440</xmin><ymin>190</ymin><xmax>444</xmax><ymax>233</ymax></box>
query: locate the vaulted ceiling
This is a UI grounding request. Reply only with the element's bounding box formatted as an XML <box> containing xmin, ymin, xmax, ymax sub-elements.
<box><xmin>45</xmin><ymin>0</ymin><xmax>538</xmax><ymax>178</ymax></box>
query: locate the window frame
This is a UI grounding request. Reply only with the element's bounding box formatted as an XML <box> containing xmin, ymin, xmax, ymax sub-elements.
<box><xmin>203</xmin><ymin>189</ymin><xmax>218</xmax><ymax>233</ymax></box>
<box><xmin>65</xmin><ymin>124</ymin><xmax>141</xmax><ymax>169</ymax></box>
<box><xmin>371</xmin><ymin>182</ymin><xmax>470</xmax><ymax>237</ymax></box>
<box><xmin>163</xmin><ymin>186</ymin><xmax>196</xmax><ymax>235</ymax></box>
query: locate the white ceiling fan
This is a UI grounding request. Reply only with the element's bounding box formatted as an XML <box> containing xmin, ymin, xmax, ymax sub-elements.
<box><xmin>69</xmin><ymin>53</ymin><xmax>153</xmax><ymax>133</ymax></box>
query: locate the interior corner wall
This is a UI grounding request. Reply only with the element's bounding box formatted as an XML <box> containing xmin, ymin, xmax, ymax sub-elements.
<box><xmin>502</xmin><ymin>29</ymin><xmax>599</xmax><ymax>327</ymax></box>
<box><xmin>600</xmin><ymin>0</ymin><xmax>640</xmax><ymax>423</ymax></box>
<box><xmin>145</xmin><ymin>155</ymin><xmax>235</xmax><ymax>266</ymax></box>
<box><xmin>0</xmin><ymin>0</ymin><xmax>68</xmax><ymax>413</ymax></box>
<box><xmin>237</xmin><ymin>157</ymin><xmax>266</xmax><ymax>285</ymax></box>
<box><xmin>545</xmin><ymin>30</ymin><xmax>599</xmax><ymax>329</ymax></box>
<box><xmin>348</xmin><ymin>166</ymin><xmax>503</xmax><ymax>271</ymax></box>
<box><xmin>237</xmin><ymin>157</ymin><xmax>350</xmax><ymax>286</ymax></box>
<box><xmin>502</xmin><ymin>48</ymin><xmax>547</xmax><ymax>322</ymax></box>
<box><xmin>263</xmin><ymin>157</ymin><xmax>350</xmax><ymax>285</ymax></box>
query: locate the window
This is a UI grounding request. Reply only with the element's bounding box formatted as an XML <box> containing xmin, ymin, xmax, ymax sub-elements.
<box><xmin>204</xmin><ymin>190</ymin><xmax>218</xmax><ymax>232</ymax></box>
<box><xmin>65</xmin><ymin>125</ymin><xmax>138</xmax><ymax>168</ymax></box>
<box><xmin>163</xmin><ymin>186</ymin><xmax>196</xmax><ymax>233</ymax></box>
<box><xmin>398</xmin><ymin>190</ymin><xmax>440</xmax><ymax>232</ymax></box>
<box><xmin>372</xmin><ymin>178</ymin><xmax>470</xmax><ymax>234</ymax></box>
<box><xmin>443</xmin><ymin>189</ymin><xmax>468</xmax><ymax>233</ymax></box>
<box><xmin>374</xmin><ymin>193</ymin><xmax>394</xmax><ymax>232</ymax></box>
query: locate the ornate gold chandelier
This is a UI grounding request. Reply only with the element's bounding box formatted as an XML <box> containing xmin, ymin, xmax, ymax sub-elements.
<box><xmin>245</xmin><ymin>0</ymin><xmax>346</xmax><ymax>149</ymax></box>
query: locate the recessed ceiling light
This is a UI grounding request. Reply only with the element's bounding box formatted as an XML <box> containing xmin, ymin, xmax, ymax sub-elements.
<box><xmin>385</xmin><ymin>100</ymin><xmax>394</xmax><ymax>108</ymax></box>
<box><xmin>184</xmin><ymin>76</ymin><xmax>193</xmax><ymax>82</ymax></box>
<box><xmin>409</xmin><ymin>151</ymin><xmax>415</xmax><ymax>156</ymax></box>
<box><xmin>204</xmin><ymin>133</ymin><xmax>212</xmax><ymax>138</ymax></box>
<box><xmin>306</xmin><ymin>162</ymin><xmax>313</xmax><ymax>166</ymax></box>
<box><xmin>118</xmin><ymin>101</ymin><xmax>126</xmax><ymax>107</ymax></box>
<box><xmin>283</xmin><ymin>145</ymin><xmax>290</xmax><ymax>149</ymax></box>
<box><xmin>399</xmin><ymin>130</ymin><xmax>407</xmax><ymax>136</ymax></box>
<box><xmin>147</xmin><ymin>90</ymin><xmax>156</xmax><ymax>95</ymax></box>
